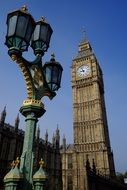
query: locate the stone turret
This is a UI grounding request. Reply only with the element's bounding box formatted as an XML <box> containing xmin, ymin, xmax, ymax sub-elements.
<box><xmin>0</xmin><ymin>106</ymin><xmax>6</xmax><ymax>125</ymax></box>
<box><xmin>15</xmin><ymin>113</ymin><xmax>20</xmax><ymax>131</ymax></box>
<box><xmin>62</xmin><ymin>135</ymin><xmax>66</xmax><ymax>151</ymax></box>
<box><xmin>36</xmin><ymin>125</ymin><xmax>40</xmax><ymax>139</ymax></box>
<box><xmin>52</xmin><ymin>133</ymin><xmax>55</xmax><ymax>147</ymax></box>
<box><xmin>45</xmin><ymin>130</ymin><xmax>48</xmax><ymax>143</ymax></box>
<box><xmin>55</xmin><ymin>125</ymin><xmax>60</xmax><ymax>147</ymax></box>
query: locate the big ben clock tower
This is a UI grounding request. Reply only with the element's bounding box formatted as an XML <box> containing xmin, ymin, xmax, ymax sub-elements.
<box><xmin>71</xmin><ymin>37</ymin><xmax>115</xmax><ymax>177</ymax></box>
<box><xmin>61</xmin><ymin>36</ymin><xmax>116</xmax><ymax>190</ymax></box>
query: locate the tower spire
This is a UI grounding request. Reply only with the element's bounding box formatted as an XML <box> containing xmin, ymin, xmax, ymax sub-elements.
<box><xmin>80</xmin><ymin>27</ymin><xmax>87</xmax><ymax>43</ymax></box>
<box><xmin>0</xmin><ymin>106</ymin><xmax>7</xmax><ymax>125</ymax></box>
<box><xmin>15</xmin><ymin>113</ymin><xmax>20</xmax><ymax>131</ymax></box>
<box><xmin>45</xmin><ymin>130</ymin><xmax>48</xmax><ymax>143</ymax></box>
<box><xmin>36</xmin><ymin>125</ymin><xmax>40</xmax><ymax>139</ymax></box>
<box><xmin>55</xmin><ymin>124</ymin><xmax>60</xmax><ymax>147</ymax></box>
<box><xmin>52</xmin><ymin>133</ymin><xmax>55</xmax><ymax>146</ymax></box>
<box><xmin>56</xmin><ymin>124</ymin><xmax>60</xmax><ymax>139</ymax></box>
<box><xmin>62</xmin><ymin>134</ymin><xmax>66</xmax><ymax>150</ymax></box>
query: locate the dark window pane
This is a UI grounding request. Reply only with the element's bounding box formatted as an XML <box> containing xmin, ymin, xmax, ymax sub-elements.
<box><xmin>33</xmin><ymin>25</ymin><xmax>40</xmax><ymax>41</ymax></box>
<box><xmin>8</xmin><ymin>15</ymin><xmax>17</xmax><ymax>36</ymax></box>
<box><xmin>25</xmin><ymin>21</ymin><xmax>33</xmax><ymax>42</ymax></box>
<box><xmin>45</xmin><ymin>66</ymin><xmax>51</xmax><ymax>83</ymax></box>
<box><xmin>16</xmin><ymin>16</ymin><xmax>28</xmax><ymax>37</ymax></box>
<box><xmin>40</xmin><ymin>25</ymin><xmax>47</xmax><ymax>41</ymax></box>
<box><xmin>52</xmin><ymin>66</ymin><xmax>58</xmax><ymax>83</ymax></box>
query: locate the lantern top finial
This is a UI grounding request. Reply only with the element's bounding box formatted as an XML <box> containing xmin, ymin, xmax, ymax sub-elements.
<box><xmin>41</xmin><ymin>16</ymin><xmax>46</xmax><ymax>22</ymax></box>
<box><xmin>21</xmin><ymin>5</ymin><xmax>28</xmax><ymax>12</ymax></box>
<box><xmin>51</xmin><ymin>53</ymin><xmax>55</xmax><ymax>61</ymax></box>
<box><xmin>39</xmin><ymin>158</ymin><xmax>45</xmax><ymax>168</ymax></box>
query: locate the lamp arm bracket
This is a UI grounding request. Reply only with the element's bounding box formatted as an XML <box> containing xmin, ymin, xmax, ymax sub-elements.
<box><xmin>11</xmin><ymin>53</ymin><xmax>55</xmax><ymax>101</ymax></box>
<box><xmin>11</xmin><ymin>54</ymin><xmax>35</xmax><ymax>99</ymax></box>
<box><xmin>16</xmin><ymin>54</ymin><xmax>43</xmax><ymax>67</ymax></box>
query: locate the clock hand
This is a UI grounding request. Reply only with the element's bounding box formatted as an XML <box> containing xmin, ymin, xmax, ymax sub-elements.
<box><xmin>81</xmin><ymin>69</ymin><xmax>85</xmax><ymax>72</ymax></box>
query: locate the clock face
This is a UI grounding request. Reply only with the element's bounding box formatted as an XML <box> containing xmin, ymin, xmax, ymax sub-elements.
<box><xmin>77</xmin><ymin>65</ymin><xmax>90</xmax><ymax>77</ymax></box>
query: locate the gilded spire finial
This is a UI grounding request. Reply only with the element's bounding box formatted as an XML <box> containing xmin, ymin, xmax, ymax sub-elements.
<box><xmin>11</xmin><ymin>161</ymin><xmax>15</xmax><ymax>169</ymax></box>
<box><xmin>39</xmin><ymin>158</ymin><xmax>45</xmax><ymax>168</ymax></box>
<box><xmin>15</xmin><ymin>157</ymin><xmax>20</xmax><ymax>167</ymax></box>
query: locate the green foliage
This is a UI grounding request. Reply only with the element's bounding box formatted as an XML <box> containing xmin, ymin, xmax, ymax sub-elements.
<box><xmin>116</xmin><ymin>171</ymin><xmax>127</xmax><ymax>183</ymax></box>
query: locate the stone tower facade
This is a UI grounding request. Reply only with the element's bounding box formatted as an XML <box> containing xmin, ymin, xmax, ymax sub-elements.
<box><xmin>61</xmin><ymin>37</ymin><xmax>115</xmax><ymax>190</ymax></box>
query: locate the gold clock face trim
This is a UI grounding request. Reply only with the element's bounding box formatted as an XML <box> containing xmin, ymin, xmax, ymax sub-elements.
<box><xmin>77</xmin><ymin>64</ymin><xmax>90</xmax><ymax>77</ymax></box>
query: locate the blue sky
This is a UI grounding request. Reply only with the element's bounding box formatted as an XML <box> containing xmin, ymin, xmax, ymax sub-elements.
<box><xmin>0</xmin><ymin>0</ymin><xmax>127</xmax><ymax>173</ymax></box>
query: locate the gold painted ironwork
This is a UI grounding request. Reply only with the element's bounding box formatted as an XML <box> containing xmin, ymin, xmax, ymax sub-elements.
<box><xmin>39</xmin><ymin>158</ymin><xmax>45</xmax><ymax>168</ymax></box>
<box><xmin>11</xmin><ymin>54</ymin><xmax>33</xmax><ymax>99</ymax></box>
<box><xmin>15</xmin><ymin>157</ymin><xmax>20</xmax><ymax>167</ymax></box>
<box><xmin>23</xmin><ymin>99</ymin><xmax>44</xmax><ymax>107</ymax></box>
<box><xmin>11</xmin><ymin>161</ymin><xmax>15</xmax><ymax>169</ymax></box>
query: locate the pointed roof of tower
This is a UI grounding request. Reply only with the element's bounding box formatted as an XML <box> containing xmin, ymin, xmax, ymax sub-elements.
<box><xmin>15</xmin><ymin>113</ymin><xmax>20</xmax><ymax>130</ymax></box>
<box><xmin>63</xmin><ymin>134</ymin><xmax>66</xmax><ymax>140</ymax></box>
<box><xmin>35</xmin><ymin>125</ymin><xmax>40</xmax><ymax>139</ymax></box>
<box><xmin>56</xmin><ymin>124</ymin><xmax>60</xmax><ymax>136</ymax></box>
<box><xmin>80</xmin><ymin>29</ymin><xmax>88</xmax><ymax>44</ymax></box>
<box><xmin>45</xmin><ymin>129</ymin><xmax>48</xmax><ymax>142</ymax></box>
<box><xmin>1</xmin><ymin>106</ymin><xmax>6</xmax><ymax>116</ymax></box>
<box><xmin>74</xmin><ymin>31</ymin><xmax>94</xmax><ymax>60</ymax></box>
<box><xmin>62</xmin><ymin>134</ymin><xmax>66</xmax><ymax>150</ymax></box>
<box><xmin>0</xmin><ymin>106</ymin><xmax>7</xmax><ymax>124</ymax></box>
<box><xmin>52</xmin><ymin>133</ymin><xmax>55</xmax><ymax>145</ymax></box>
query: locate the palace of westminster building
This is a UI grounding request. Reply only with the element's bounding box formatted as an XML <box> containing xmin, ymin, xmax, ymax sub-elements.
<box><xmin>0</xmin><ymin>37</ymin><xmax>116</xmax><ymax>190</ymax></box>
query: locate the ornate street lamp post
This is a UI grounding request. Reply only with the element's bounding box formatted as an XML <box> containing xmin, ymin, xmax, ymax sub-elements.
<box><xmin>4</xmin><ymin>6</ymin><xmax>63</xmax><ymax>190</ymax></box>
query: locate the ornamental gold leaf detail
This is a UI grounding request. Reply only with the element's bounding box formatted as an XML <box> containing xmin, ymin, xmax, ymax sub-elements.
<box><xmin>11</xmin><ymin>54</ymin><xmax>33</xmax><ymax>99</ymax></box>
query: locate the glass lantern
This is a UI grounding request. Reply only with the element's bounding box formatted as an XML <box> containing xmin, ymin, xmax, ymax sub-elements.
<box><xmin>31</xmin><ymin>17</ymin><xmax>53</xmax><ymax>55</ymax></box>
<box><xmin>43</xmin><ymin>54</ymin><xmax>63</xmax><ymax>92</ymax></box>
<box><xmin>5</xmin><ymin>6</ymin><xmax>35</xmax><ymax>53</ymax></box>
